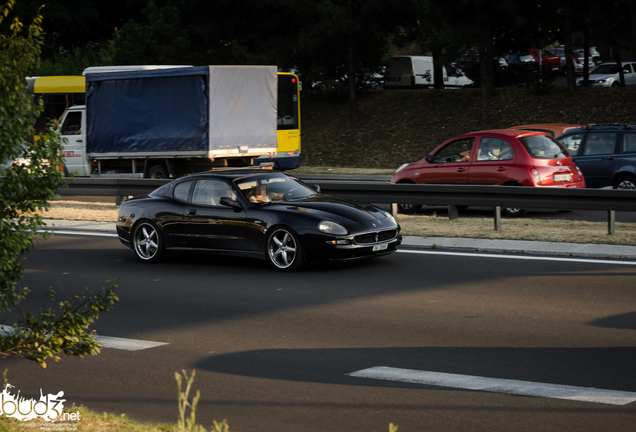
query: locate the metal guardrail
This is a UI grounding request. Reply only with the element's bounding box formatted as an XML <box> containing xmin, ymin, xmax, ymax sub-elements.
<box><xmin>54</xmin><ymin>176</ymin><xmax>636</xmax><ymax>234</ymax></box>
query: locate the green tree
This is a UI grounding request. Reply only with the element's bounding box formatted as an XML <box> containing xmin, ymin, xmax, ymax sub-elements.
<box><xmin>0</xmin><ymin>0</ymin><xmax>118</xmax><ymax>368</ymax></box>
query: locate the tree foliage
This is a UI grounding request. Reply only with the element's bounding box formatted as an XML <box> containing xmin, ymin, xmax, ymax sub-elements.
<box><xmin>0</xmin><ymin>0</ymin><xmax>118</xmax><ymax>368</ymax></box>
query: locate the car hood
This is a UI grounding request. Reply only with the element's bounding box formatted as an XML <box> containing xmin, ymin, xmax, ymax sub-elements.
<box><xmin>267</xmin><ymin>196</ymin><xmax>392</xmax><ymax>227</ymax></box>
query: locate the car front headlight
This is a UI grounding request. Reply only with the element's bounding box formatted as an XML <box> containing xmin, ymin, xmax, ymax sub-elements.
<box><xmin>318</xmin><ymin>220</ymin><xmax>348</xmax><ymax>235</ymax></box>
<box><xmin>383</xmin><ymin>211</ymin><xmax>397</xmax><ymax>225</ymax></box>
<box><xmin>395</xmin><ymin>163</ymin><xmax>410</xmax><ymax>173</ymax></box>
<box><xmin>597</xmin><ymin>79</ymin><xmax>606</xmax><ymax>84</ymax></box>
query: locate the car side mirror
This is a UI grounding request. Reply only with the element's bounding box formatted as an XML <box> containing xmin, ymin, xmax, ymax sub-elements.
<box><xmin>220</xmin><ymin>196</ymin><xmax>242</xmax><ymax>210</ymax></box>
<box><xmin>425</xmin><ymin>154</ymin><xmax>433</xmax><ymax>163</ymax></box>
<box><xmin>312</xmin><ymin>184</ymin><xmax>321</xmax><ymax>193</ymax></box>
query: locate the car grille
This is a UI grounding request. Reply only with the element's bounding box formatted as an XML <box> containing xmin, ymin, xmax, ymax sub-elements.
<box><xmin>354</xmin><ymin>229</ymin><xmax>398</xmax><ymax>244</ymax></box>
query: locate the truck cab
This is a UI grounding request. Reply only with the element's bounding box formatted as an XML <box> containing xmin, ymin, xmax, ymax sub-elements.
<box><xmin>59</xmin><ymin>106</ymin><xmax>90</xmax><ymax>176</ymax></box>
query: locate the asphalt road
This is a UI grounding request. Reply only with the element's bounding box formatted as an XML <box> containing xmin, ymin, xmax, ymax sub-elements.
<box><xmin>3</xmin><ymin>234</ymin><xmax>636</xmax><ymax>432</ymax></box>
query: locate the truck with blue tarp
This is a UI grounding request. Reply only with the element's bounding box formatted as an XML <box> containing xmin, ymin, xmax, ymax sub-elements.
<box><xmin>58</xmin><ymin>65</ymin><xmax>278</xmax><ymax>178</ymax></box>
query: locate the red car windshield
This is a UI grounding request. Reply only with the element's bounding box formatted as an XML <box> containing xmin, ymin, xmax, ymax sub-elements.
<box><xmin>518</xmin><ymin>135</ymin><xmax>570</xmax><ymax>159</ymax></box>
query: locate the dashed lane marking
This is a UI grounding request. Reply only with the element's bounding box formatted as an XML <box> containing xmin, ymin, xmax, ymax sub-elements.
<box><xmin>0</xmin><ymin>325</ymin><xmax>168</xmax><ymax>351</ymax></box>
<box><xmin>347</xmin><ymin>366</ymin><xmax>636</xmax><ymax>405</ymax></box>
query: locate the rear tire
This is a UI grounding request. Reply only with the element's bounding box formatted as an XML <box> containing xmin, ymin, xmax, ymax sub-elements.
<box><xmin>613</xmin><ymin>175</ymin><xmax>636</xmax><ymax>190</ymax></box>
<box><xmin>502</xmin><ymin>207</ymin><xmax>529</xmax><ymax>217</ymax></box>
<box><xmin>132</xmin><ymin>221</ymin><xmax>164</xmax><ymax>262</ymax></box>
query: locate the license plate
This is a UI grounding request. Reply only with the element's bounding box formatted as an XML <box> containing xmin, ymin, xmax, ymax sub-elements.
<box><xmin>554</xmin><ymin>173</ymin><xmax>572</xmax><ymax>182</ymax></box>
<box><xmin>373</xmin><ymin>244</ymin><xmax>388</xmax><ymax>252</ymax></box>
<box><xmin>552</xmin><ymin>67</ymin><xmax>559</xmax><ymax>71</ymax></box>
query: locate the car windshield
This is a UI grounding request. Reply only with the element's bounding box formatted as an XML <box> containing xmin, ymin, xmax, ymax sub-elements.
<box><xmin>235</xmin><ymin>173</ymin><xmax>318</xmax><ymax>204</ymax></box>
<box><xmin>518</xmin><ymin>135</ymin><xmax>570</xmax><ymax>159</ymax></box>
<box><xmin>591</xmin><ymin>64</ymin><xmax>617</xmax><ymax>74</ymax></box>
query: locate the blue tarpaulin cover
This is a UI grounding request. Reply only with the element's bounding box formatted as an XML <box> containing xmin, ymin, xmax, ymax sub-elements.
<box><xmin>86</xmin><ymin>67</ymin><xmax>209</xmax><ymax>153</ymax></box>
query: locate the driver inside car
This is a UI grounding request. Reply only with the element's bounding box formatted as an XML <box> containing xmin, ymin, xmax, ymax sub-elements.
<box><xmin>247</xmin><ymin>184</ymin><xmax>271</xmax><ymax>203</ymax></box>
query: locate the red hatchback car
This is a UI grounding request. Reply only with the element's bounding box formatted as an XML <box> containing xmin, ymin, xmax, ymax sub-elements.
<box><xmin>391</xmin><ymin>130</ymin><xmax>586</xmax><ymax>216</ymax></box>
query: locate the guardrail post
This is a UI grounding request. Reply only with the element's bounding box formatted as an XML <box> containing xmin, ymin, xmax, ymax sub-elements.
<box><xmin>448</xmin><ymin>205</ymin><xmax>459</xmax><ymax>220</ymax></box>
<box><xmin>391</xmin><ymin>203</ymin><xmax>398</xmax><ymax>219</ymax></box>
<box><xmin>608</xmin><ymin>210</ymin><xmax>615</xmax><ymax>235</ymax></box>
<box><xmin>494</xmin><ymin>206</ymin><xmax>502</xmax><ymax>231</ymax></box>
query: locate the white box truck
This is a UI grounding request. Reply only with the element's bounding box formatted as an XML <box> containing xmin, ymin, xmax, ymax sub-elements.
<box><xmin>58</xmin><ymin>65</ymin><xmax>278</xmax><ymax>178</ymax></box>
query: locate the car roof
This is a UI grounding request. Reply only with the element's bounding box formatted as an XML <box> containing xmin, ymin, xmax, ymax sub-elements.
<box><xmin>460</xmin><ymin>129</ymin><xmax>548</xmax><ymax>139</ymax></box>
<box><xmin>507</xmin><ymin>123</ymin><xmax>586</xmax><ymax>138</ymax></box>
<box><xmin>174</xmin><ymin>168</ymin><xmax>283</xmax><ymax>182</ymax></box>
<box><xmin>557</xmin><ymin>124</ymin><xmax>636</xmax><ymax>137</ymax></box>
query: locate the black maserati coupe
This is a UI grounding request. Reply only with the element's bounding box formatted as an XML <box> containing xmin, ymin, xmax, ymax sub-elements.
<box><xmin>116</xmin><ymin>170</ymin><xmax>402</xmax><ymax>271</ymax></box>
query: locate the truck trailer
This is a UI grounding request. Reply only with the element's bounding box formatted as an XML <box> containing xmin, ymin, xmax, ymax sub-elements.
<box><xmin>58</xmin><ymin>65</ymin><xmax>278</xmax><ymax>178</ymax></box>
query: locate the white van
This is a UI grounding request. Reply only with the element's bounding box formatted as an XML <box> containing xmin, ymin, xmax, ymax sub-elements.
<box><xmin>384</xmin><ymin>56</ymin><xmax>473</xmax><ymax>88</ymax></box>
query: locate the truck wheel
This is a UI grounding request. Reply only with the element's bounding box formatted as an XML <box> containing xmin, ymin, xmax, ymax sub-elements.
<box><xmin>149</xmin><ymin>165</ymin><xmax>168</xmax><ymax>179</ymax></box>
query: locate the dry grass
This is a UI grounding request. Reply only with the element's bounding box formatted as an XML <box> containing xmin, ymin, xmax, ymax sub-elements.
<box><xmin>43</xmin><ymin>200</ymin><xmax>636</xmax><ymax>246</ymax></box>
<box><xmin>398</xmin><ymin>214</ymin><xmax>636</xmax><ymax>245</ymax></box>
<box><xmin>44</xmin><ymin>200</ymin><xmax>119</xmax><ymax>222</ymax></box>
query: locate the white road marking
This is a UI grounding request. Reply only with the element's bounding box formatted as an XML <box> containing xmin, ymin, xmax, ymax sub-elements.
<box><xmin>0</xmin><ymin>325</ymin><xmax>167</xmax><ymax>351</ymax></box>
<box><xmin>37</xmin><ymin>229</ymin><xmax>118</xmax><ymax>238</ymax></box>
<box><xmin>397</xmin><ymin>249</ymin><xmax>636</xmax><ymax>266</ymax></box>
<box><xmin>347</xmin><ymin>366</ymin><xmax>636</xmax><ymax>406</ymax></box>
<box><xmin>37</xmin><ymin>229</ymin><xmax>636</xmax><ymax>266</ymax></box>
<box><xmin>92</xmin><ymin>335</ymin><xmax>168</xmax><ymax>351</ymax></box>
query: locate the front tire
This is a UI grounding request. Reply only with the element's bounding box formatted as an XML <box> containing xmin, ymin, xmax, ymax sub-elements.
<box><xmin>266</xmin><ymin>227</ymin><xmax>305</xmax><ymax>271</ymax></box>
<box><xmin>133</xmin><ymin>221</ymin><xmax>164</xmax><ymax>262</ymax></box>
<box><xmin>397</xmin><ymin>203</ymin><xmax>422</xmax><ymax>214</ymax></box>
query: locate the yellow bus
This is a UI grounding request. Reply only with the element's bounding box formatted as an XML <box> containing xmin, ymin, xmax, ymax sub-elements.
<box><xmin>27</xmin><ymin>70</ymin><xmax>301</xmax><ymax>169</ymax></box>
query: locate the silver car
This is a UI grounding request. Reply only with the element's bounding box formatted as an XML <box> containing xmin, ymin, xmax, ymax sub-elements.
<box><xmin>552</xmin><ymin>48</ymin><xmax>596</xmax><ymax>74</ymax></box>
<box><xmin>576</xmin><ymin>62</ymin><xmax>636</xmax><ymax>87</ymax></box>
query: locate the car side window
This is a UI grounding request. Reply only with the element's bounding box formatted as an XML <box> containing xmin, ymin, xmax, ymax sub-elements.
<box><xmin>583</xmin><ymin>133</ymin><xmax>617</xmax><ymax>156</ymax></box>
<box><xmin>558</xmin><ymin>133</ymin><xmax>583</xmax><ymax>156</ymax></box>
<box><xmin>621</xmin><ymin>133</ymin><xmax>636</xmax><ymax>153</ymax></box>
<box><xmin>432</xmin><ymin>138</ymin><xmax>474</xmax><ymax>163</ymax></box>
<box><xmin>174</xmin><ymin>181</ymin><xmax>193</xmax><ymax>202</ymax></box>
<box><xmin>476</xmin><ymin>138</ymin><xmax>513</xmax><ymax>161</ymax></box>
<box><xmin>192</xmin><ymin>180</ymin><xmax>232</xmax><ymax>206</ymax></box>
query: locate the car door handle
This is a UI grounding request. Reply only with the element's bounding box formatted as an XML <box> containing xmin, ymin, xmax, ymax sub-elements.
<box><xmin>602</xmin><ymin>157</ymin><xmax>614</xmax><ymax>161</ymax></box>
<box><xmin>497</xmin><ymin>167</ymin><xmax>506</xmax><ymax>172</ymax></box>
<box><xmin>187</xmin><ymin>209</ymin><xmax>197</xmax><ymax>215</ymax></box>
<box><xmin>456</xmin><ymin>168</ymin><xmax>467</xmax><ymax>172</ymax></box>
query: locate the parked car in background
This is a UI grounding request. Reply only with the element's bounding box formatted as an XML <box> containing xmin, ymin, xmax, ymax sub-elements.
<box><xmin>528</xmin><ymin>49</ymin><xmax>562</xmax><ymax>72</ymax></box>
<box><xmin>384</xmin><ymin>56</ymin><xmax>473</xmax><ymax>88</ymax></box>
<box><xmin>551</xmin><ymin>47</ymin><xmax>595</xmax><ymax>74</ymax></box>
<box><xmin>556</xmin><ymin>124</ymin><xmax>636</xmax><ymax>189</ymax></box>
<box><xmin>501</xmin><ymin>52</ymin><xmax>537</xmax><ymax>75</ymax></box>
<box><xmin>0</xmin><ymin>143</ymin><xmax>30</xmax><ymax>174</ymax></box>
<box><xmin>576</xmin><ymin>62</ymin><xmax>636</xmax><ymax>87</ymax></box>
<box><xmin>116</xmin><ymin>170</ymin><xmax>402</xmax><ymax>271</ymax></box>
<box><xmin>589</xmin><ymin>46</ymin><xmax>602</xmax><ymax>65</ymax></box>
<box><xmin>508</xmin><ymin>123</ymin><xmax>586</xmax><ymax>138</ymax></box>
<box><xmin>391</xmin><ymin>130</ymin><xmax>585</xmax><ymax>216</ymax></box>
